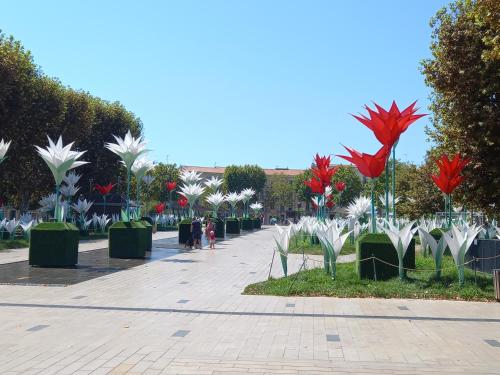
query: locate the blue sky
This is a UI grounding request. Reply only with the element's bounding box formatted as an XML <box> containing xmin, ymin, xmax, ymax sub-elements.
<box><xmin>2</xmin><ymin>0</ymin><xmax>450</xmax><ymax>168</ymax></box>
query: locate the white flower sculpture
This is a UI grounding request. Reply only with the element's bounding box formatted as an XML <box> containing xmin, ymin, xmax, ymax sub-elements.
<box><xmin>204</xmin><ymin>176</ymin><xmax>223</xmax><ymax>191</ymax></box>
<box><xmin>418</xmin><ymin>228</ymin><xmax>447</xmax><ymax>279</ymax></box>
<box><xmin>225</xmin><ymin>192</ymin><xmax>241</xmax><ymax>217</ymax></box>
<box><xmin>316</xmin><ymin>223</ymin><xmax>351</xmax><ymax>279</ymax></box>
<box><xmin>442</xmin><ymin>223</ymin><xmax>482</xmax><ymax>286</ymax></box>
<box><xmin>274</xmin><ymin>224</ymin><xmax>291</xmax><ymax>277</ymax></box>
<box><xmin>346</xmin><ymin>196</ymin><xmax>371</xmax><ymax>220</ymax></box>
<box><xmin>178</xmin><ymin>183</ymin><xmax>205</xmax><ymax>218</ymax></box>
<box><xmin>60</xmin><ymin>183</ymin><xmax>80</xmax><ymax>198</ymax></box>
<box><xmin>378</xmin><ymin>192</ymin><xmax>400</xmax><ymax>210</ymax></box>
<box><xmin>250</xmin><ymin>202</ymin><xmax>263</xmax><ymax>216</ymax></box>
<box><xmin>39</xmin><ymin>193</ymin><xmax>60</xmax><ymax>213</ymax></box>
<box><xmin>0</xmin><ymin>138</ymin><xmax>12</xmax><ymax>164</ymax></box>
<box><xmin>35</xmin><ymin>136</ymin><xmax>88</xmax><ymax>222</ymax></box>
<box><xmin>240</xmin><ymin>188</ymin><xmax>255</xmax><ymax>218</ymax></box>
<box><xmin>63</xmin><ymin>171</ymin><xmax>81</xmax><ymax>186</ymax></box>
<box><xmin>131</xmin><ymin>156</ymin><xmax>154</xmax><ymax>217</ymax></box>
<box><xmin>180</xmin><ymin>170</ymin><xmax>202</xmax><ymax>185</ymax></box>
<box><xmin>4</xmin><ymin>219</ymin><xmax>19</xmax><ymax>239</ymax></box>
<box><xmin>383</xmin><ymin>221</ymin><xmax>417</xmax><ymax>280</ymax></box>
<box><xmin>142</xmin><ymin>175</ymin><xmax>154</xmax><ymax>186</ymax></box>
<box><xmin>105</xmin><ymin>130</ymin><xmax>148</xmax><ymax>220</ymax></box>
<box><xmin>206</xmin><ymin>192</ymin><xmax>225</xmax><ymax>218</ymax></box>
<box><xmin>72</xmin><ymin>199</ymin><xmax>93</xmax><ymax>215</ymax></box>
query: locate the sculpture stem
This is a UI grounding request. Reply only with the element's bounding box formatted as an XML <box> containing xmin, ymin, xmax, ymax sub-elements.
<box><xmin>385</xmin><ymin>156</ymin><xmax>389</xmax><ymax>222</ymax></box>
<box><xmin>371</xmin><ymin>179</ymin><xmax>376</xmax><ymax>233</ymax></box>
<box><xmin>392</xmin><ymin>143</ymin><xmax>397</xmax><ymax>225</ymax></box>
<box><xmin>126</xmin><ymin>167</ymin><xmax>131</xmax><ymax>220</ymax></box>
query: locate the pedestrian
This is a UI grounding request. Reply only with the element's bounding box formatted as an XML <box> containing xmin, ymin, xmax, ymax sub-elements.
<box><xmin>209</xmin><ymin>228</ymin><xmax>216</xmax><ymax>249</ymax></box>
<box><xmin>191</xmin><ymin>216</ymin><xmax>202</xmax><ymax>249</ymax></box>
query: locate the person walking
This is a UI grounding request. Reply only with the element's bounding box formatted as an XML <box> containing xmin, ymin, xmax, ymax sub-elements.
<box><xmin>191</xmin><ymin>217</ymin><xmax>202</xmax><ymax>249</ymax></box>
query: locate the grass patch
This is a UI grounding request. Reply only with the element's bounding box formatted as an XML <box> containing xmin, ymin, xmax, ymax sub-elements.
<box><xmin>0</xmin><ymin>239</ymin><xmax>30</xmax><ymax>250</ymax></box>
<box><xmin>288</xmin><ymin>235</ymin><xmax>356</xmax><ymax>256</ymax></box>
<box><xmin>244</xmin><ymin>254</ymin><xmax>495</xmax><ymax>301</ymax></box>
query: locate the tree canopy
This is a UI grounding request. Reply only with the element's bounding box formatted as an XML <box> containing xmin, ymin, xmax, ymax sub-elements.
<box><xmin>223</xmin><ymin>165</ymin><xmax>266</xmax><ymax>195</ymax></box>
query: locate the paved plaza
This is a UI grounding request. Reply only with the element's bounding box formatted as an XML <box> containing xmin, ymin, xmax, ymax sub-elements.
<box><xmin>0</xmin><ymin>227</ymin><xmax>499</xmax><ymax>374</ymax></box>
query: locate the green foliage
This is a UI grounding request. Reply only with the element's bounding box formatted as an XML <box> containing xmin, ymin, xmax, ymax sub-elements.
<box><xmin>293</xmin><ymin>170</ymin><xmax>313</xmax><ymax>209</ymax></box>
<box><xmin>421</xmin><ymin>0</ymin><xmax>500</xmax><ymax>215</ymax></box>
<box><xmin>108</xmin><ymin>221</ymin><xmax>147</xmax><ymax>258</ymax></box>
<box><xmin>265</xmin><ymin>175</ymin><xmax>295</xmax><ymax>211</ymax></box>
<box><xmin>356</xmin><ymin>233</ymin><xmax>415</xmax><ymax>280</ymax></box>
<box><xmin>29</xmin><ymin>222</ymin><xmax>79</xmax><ymax>266</ymax></box>
<box><xmin>243</xmin><ymin>255</ymin><xmax>494</xmax><ymax>301</ymax></box>
<box><xmin>148</xmin><ymin>163</ymin><xmax>180</xmax><ymax>202</ymax></box>
<box><xmin>223</xmin><ymin>165</ymin><xmax>266</xmax><ymax>194</ymax></box>
<box><xmin>253</xmin><ymin>217</ymin><xmax>262</xmax><ymax>229</ymax></box>
<box><xmin>288</xmin><ymin>234</ymin><xmax>356</xmax><ymax>256</ymax></box>
<box><xmin>0</xmin><ymin>30</ymin><xmax>142</xmax><ymax>210</ymax></box>
<box><xmin>0</xmin><ymin>239</ymin><xmax>29</xmax><ymax>250</ymax></box>
<box><xmin>331</xmin><ymin>165</ymin><xmax>363</xmax><ymax>207</ymax></box>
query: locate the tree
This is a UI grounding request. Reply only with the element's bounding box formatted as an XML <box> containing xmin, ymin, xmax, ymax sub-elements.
<box><xmin>420</xmin><ymin>0</ymin><xmax>500</xmax><ymax>215</ymax></box>
<box><xmin>330</xmin><ymin>165</ymin><xmax>363</xmax><ymax>206</ymax></box>
<box><xmin>293</xmin><ymin>170</ymin><xmax>313</xmax><ymax>211</ymax></box>
<box><xmin>265</xmin><ymin>175</ymin><xmax>295</xmax><ymax>212</ymax></box>
<box><xmin>223</xmin><ymin>165</ymin><xmax>266</xmax><ymax>195</ymax></box>
<box><xmin>147</xmin><ymin>163</ymin><xmax>180</xmax><ymax>202</ymax></box>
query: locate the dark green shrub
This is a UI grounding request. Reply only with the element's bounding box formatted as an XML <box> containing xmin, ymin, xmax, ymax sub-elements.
<box><xmin>214</xmin><ymin>218</ymin><xmax>225</xmax><ymax>238</ymax></box>
<box><xmin>141</xmin><ymin>219</ymin><xmax>153</xmax><ymax>251</ymax></box>
<box><xmin>226</xmin><ymin>218</ymin><xmax>240</xmax><ymax>234</ymax></box>
<box><xmin>241</xmin><ymin>218</ymin><xmax>254</xmax><ymax>231</ymax></box>
<box><xmin>430</xmin><ymin>228</ymin><xmax>451</xmax><ymax>255</ymax></box>
<box><xmin>178</xmin><ymin>219</ymin><xmax>192</xmax><ymax>244</ymax></box>
<box><xmin>109</xmin><ymin>221</ymin><xmax>147</xmax><ymax>259</ymax></box>
<box><xmin>29</xmin><ymin>222</ymin><xmax>79</xmax><ymax>267</ymax></box>
<box><xmin>356</xmin><ymin>233</ymin><xmax>415</xmax><ymax>280</ymax></box>
<box><xmin>253</xmin><ymin>217</ymin><xmax>261</xmax><ymax>229</ymax></box>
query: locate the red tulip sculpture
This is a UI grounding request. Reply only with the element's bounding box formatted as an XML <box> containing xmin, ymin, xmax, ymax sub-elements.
<box><xmin>177</xmin><ymin>196</ymin><xmax>188</xmax><ymax>218</ymax></box>
<box><xmin>338</xmin><ymin>145</ymin><xmax>391</xmax><ymax>232</ymax></box>
<box><xmin>95</xmin><ymin>183</ymin><xmax>115</xmax><ymax>214</ymax></box>
<box><xmin>352</xmin><ymin>101</ymin><xmax>426</xmax><ymax>223</ymax></box>
<box><xmin>303</xmin><ymin>154</ymin><xmax>338</xmax><ymax>219</ymax></box>
<box><xmin>166</xmin><ymin>181</ymin><xmax>177</xmax><ymax>213</ymax></box>
<box><xmin>154</xmin><ymin>202</ymin><xmax>166</xmax><ymax>214</ymax></box>
<box><xmin>431</xmin><ymin>154</ymin><xmax>469</xmax><ymax>226</ymax></box>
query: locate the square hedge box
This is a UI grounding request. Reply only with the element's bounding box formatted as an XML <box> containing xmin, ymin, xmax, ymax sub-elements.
<box><xmin>29</xmin><ymin>222</ymin><xmax>79</xmax><ymax>267</ymax></box>
<box><xmin>109</xmin><ymin>221</ymin><xmax>148</xmax><ymax>259</ymax></box>
<box><xmin>356</xmin><ymin>233</ymin><xmax>415</xmax><ymax>280</ymax></box>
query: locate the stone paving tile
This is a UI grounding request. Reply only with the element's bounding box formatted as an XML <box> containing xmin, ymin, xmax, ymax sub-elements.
<box><xmin>0</xmin><ymin>228</ymin><xmax>499</xmax><ymax>374</ymax></box>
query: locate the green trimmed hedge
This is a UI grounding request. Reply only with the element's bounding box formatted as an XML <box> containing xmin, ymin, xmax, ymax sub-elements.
<box><xmin>253</xmin><ymin>217</ymin><xmax>261</xmax><ymax>229</ymax></box>
<box><xmin>226</xmin><ymin>218</ymin><xmax>240</xmax><ymax>234</ymax></box>
<box><xmin>29</xmin><ymin>222</ymin><xmax>79</xmax><ymax>267</ymax></box>
<box><xmin>178</xmin><ymin>219</ymin><xmax>192</xmax><ymax>244</ymax></box>
<box><xmin>214</xmin><ymin>218</ymin><xmax>225</xmax><ymax>238</ymax></box>
<box><xmin>141</xmin><ymin>219</ymin><xmax>153</xmax><ymax>251</ymax></box>
<box><xmin>109</xmin><ymin>221</ymin><xmax>147</xmax><ymax>259</ymax></box>
<box><xmin>241</xmin><ymin>217</ymin><xmax>254</xmax><ymax>231</ymax></box>
<box><xmin>356</xmin><ymin>233</ymin><xmax>415</xmax><ymax>280</ymax></box>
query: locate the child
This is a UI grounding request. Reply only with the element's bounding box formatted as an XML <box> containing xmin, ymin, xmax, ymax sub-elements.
<box><xmin>209</xmin><ymin>230</ymin><xmax>216</xmax><ymax>249</ymax></box>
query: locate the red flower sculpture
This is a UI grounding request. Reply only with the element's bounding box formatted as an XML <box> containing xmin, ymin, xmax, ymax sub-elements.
<box><xmin>95</xmin><ymin>183</ymin><xmax>115</xmax><ymax>196</ymax></box>
<box><xmin>154</xmin><ymin>202</ymin><xmax>166</xmax><ymax>214</ymax></box>
<box><xmin>337</xmin><ymin>145</ymin><xmax>390</xmax><ymax>179</ymax></box>
<box><xmin>352</xmin><ymin>101</ymin><xmax>426</xmax><ymax>147</ymax></box>
<box><xmin>177</xmin><ymin>196</ymin><xmax>188</xmax><ymax>208</ymax></box>
<box><xmin>304</xmin><ymin>177</ymin><xmax>325</xmax><ymax>194</ymax></box>
<box><xmin>335</xmin><ymin>181</ymin><xmax>346</xmax><ymax>192</ymax></box>
<box><xmin>431</xmin><ymin>154</ymin><xmax>470</xmax><ymax>195</ymax></box>
<box><xmin>311</xmin><ymin>153</ymin><xmax>339</xmax><ymax>187</ymax></box>
<box><xmin>166</xmin><ymin>181</ymin><xmax>177</xmax><ymax>191</ymax></box>
<box><xmin>326</xmin><ymin>197</ymin><xmax>335</xmax><ymax>209</ymax></box>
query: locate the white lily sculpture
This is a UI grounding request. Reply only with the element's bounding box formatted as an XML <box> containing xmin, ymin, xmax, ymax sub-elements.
<box><xmin>60</xmin><ymin>183</ymin><xmax>80</xmax><ymax>198</ymax></box>
<box><xmin>225</xmin><ymin>192</ymin><xmax>241</xmax><ymax>218</ymax></box>
<box><xmin>72</xmin><ymin>199</ymin><xmax>93</xmax><ymax>227</ymax></box>
<box><xmin>92</xmin><ymin>213</ymin><xmax>111</xmax><ymax>234</ymax></box>
<box><xmin>39</xmin><ymin>193</ymin><xmax>61</xmax><ymax>213</ymax></box>
<box><xmin>35</xmin><ymin>136</ymin><xmax>88</xmax><ymax>222</ymax></box>
<box><xmin>379</xmin><ymin>192</ymin><xmax>400</xmax><ymax>210</ymax></box>
<box><xmin>442</xmin><ymin>223</ymin><xmax>482</xmax><ymax>286</ymax></box>
<box><xmin>4</xmin><ymin>219</ymin><xmax>19</xmax><ymax>240</ymax></box>
<box><xmin>180</xmin><ymin>170</ymin><xmax>202</xmax><ymax>185</ymax></box>
<box><xmin>19</xmin><ymin>220</ymin><xmax>34</xmax><ymax>240</ymax></box>
<box><xmin>418</xmin><ymin>228</ymin><xmax>447</xmax><ymax>279</ymax></box>
<box><xmin>250</xmin><ymin>202</ymin><xmax>263</xmax><ymax>217</ymax></box>
<box><xmin>178</xmin><ymin>183</ymin><xmax>205</xmax><ymax>218</ymax></box>
<box><xmin>316</xmin><ymin>223</ymin><xmax>351</xmax><ymax>279</ymax></box>
<box><xmin>240</xmin><ymin>188</ymin><xmax>255</xmax><ymax>218</ymax></box>
<box><xmin>0</xmin><ymin>138</ymin><xmax>12</xmax><ymax>164</ymax></box>
<box><xmin>383</xmin><ymin>221</ymin><xmax>417</xmax><ymax>280</ymax></box>
<box><xmin>417</xmin><ymin>218</ymin><xmax>440</xmax><ymax>257</ymax></box>
<box><xmin>346</xmin><ymin>196</ymin><xmax>371</xmax><ymax>222</ymax></box>
<box><xmin>274</xmin><ymin>224</ymin><xmax>291</xmax><ymax>277</ymax></box>
<box><xmin>142</xmin><ymin>175</ymin><xmax>154</xmax><ymax>186</ymax></box>
<box><xmin>63</xmin><ymin>171</ymin><xmax>81</xmax><ymax>186</ymax></box>
<box><xmin>205</xmin><ymin>192</ymin><xmax>225</xmax><ymax>218</ymax></box>
<box><xmin>204</xmin><ymin>176</ymin><xmax>223</xmax><ymax>192</ymax></box>
<box><xmin>105</xmin><ymin>130</ymin><xmax>148</xmax><ymax>221</ymax></box>
<box><xmin>131</xmin><ymin>156</ymin><xmax>154</xmax><ymax>218</ymax></box>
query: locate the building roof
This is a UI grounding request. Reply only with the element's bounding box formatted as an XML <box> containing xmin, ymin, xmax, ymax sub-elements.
<box><xmin>181</xmin><ymin>165</ymin><xmax>305</xmax><ymax>177</ymax></box>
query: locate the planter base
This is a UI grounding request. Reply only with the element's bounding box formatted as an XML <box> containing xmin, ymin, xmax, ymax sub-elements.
<box><xmin>214</xmin><ymin>218</ymin><xmax>225</xmax><ymax>238</ymax></box>
<box><xmin>141</xmin><ymin>218</ymin><xmax>153</xmax><ymax>251</ymax></box>
<box><xmin>253</xmin><ymin>218</ymin><xmax>261</xmax><ymax>229</ymax></box>
<box><xmin>226</xmin><ymin>218</ymin><xmax>240</xmax><ymax>235</ymax></box>
<box><xmin>178</xmin><ymin>220</ymin><xmax>192</xmax><ymax>244</ymax></box>
<box><xmin>241</xmin><ymin>217</ymin><xmax>254</xmax><ymax>231</ymax></box>
<box><xmin>109</xmin><ymin>221</ymin><xmax>147</xmax><ymax>259</ymax></box>
<box><xmin>29</xmin><ymin>222</ymin><xmax>79</xmax><ymax>267</ymax></box>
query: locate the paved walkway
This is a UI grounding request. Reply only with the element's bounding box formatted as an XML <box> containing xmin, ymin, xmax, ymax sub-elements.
<box><xmin>0</xmin><ymin>227</ymin><xmax>499</xmax><ymax>374</ymax></box>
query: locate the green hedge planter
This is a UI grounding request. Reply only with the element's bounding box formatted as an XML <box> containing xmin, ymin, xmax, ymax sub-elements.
<box><xmin>214</xmin><ymin>218</ymin><xmax>225</xmax><ymax>238</ymax></box>
<box><xmin>253</xmin><ymin>217</ymin><xmax>261</xmax><ymax>229</ymax></box>
<box><xmin>29</xmin><ymin>222</ymin><xmax>79</xmax><ymax>267</ymax></box>
<box><xmin>356</xmin><ymin>233</ymin><xmax>415</xmax><ymax>280</ymax></box>
<box><xmin>141</xmin><ymin>218</ymin><xmax>153</xmax><ymax>251</ymax></box>
<box><xmin>226</xmin><ymin>218</ymin><xmax>240</xmax><ymax>235</ymax></box>
<box><xmin>178</xmin><ymin>219</ymin><xmax>192</xmax><ymax>244</ymax></box>
<box><xmin>109</xmin><ymin>221</ymin><xmax>147</xmax><ymax>259</ymax></box>
<box><xmin>241</xmin><ymin>217</ymin><xmax>254</xmax><ymax>231</ymax></box>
